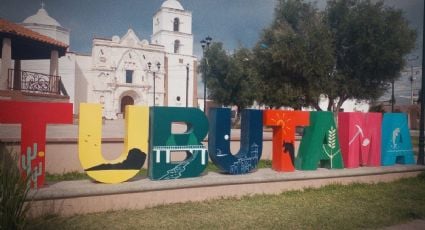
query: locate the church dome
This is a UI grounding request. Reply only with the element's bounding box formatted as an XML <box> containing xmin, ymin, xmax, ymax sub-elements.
<box><xmin>23</xmin><ymin>8</ymin><xmax>61</xmax><ymax>27</ymax></box>
<box><xmin>161</xmin><ymin>0</ymin><xmax>184</xmax><ymax>10</ymax></box>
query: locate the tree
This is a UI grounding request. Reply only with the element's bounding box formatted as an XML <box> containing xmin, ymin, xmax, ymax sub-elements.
<box><xmin>326</xmin><ymin>0</ymin><xmax>417</xmax><ymax>111</ymax></box>
<box><xmin>253</xmin><ymin>0</ymin><xmax>335</xmax><ymax>110</ymax></box>
<box><xmin>200</xmin><ymin>43</ymin><xmax>260</xmax><ymax>118</ymax></box>
<box><xmin>254</xmin><ymin>0</ymin><xmax>416</xmax><ymax>112</ymax></box>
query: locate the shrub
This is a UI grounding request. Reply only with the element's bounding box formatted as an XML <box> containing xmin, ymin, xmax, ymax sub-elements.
<box><xmin>0</xmin><ymin>143</ymin><xmax>31</xmax><ymax>229</ymax></box>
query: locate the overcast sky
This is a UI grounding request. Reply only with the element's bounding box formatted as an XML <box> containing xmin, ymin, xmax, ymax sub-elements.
<box><xmin>0</xmin><ymin>0</ymin><xmax>423</xmax><ymax>102</ymax></box>
<box><xmin>0</xmin><ymin>0</ymin><xmax>276</xmax><ymax>57</ymax></box>
<box><xmin>1</xmin><ymin>0</ymin><xmax>422</xmax><ymax>62</ymax></box>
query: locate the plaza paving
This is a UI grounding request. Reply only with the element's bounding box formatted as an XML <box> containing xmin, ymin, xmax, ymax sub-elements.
<box><xmin>26</xmin><ymin>164</ymin><xmax>425</xmax><ymax>222</ymax></box>
<box><xmin>0</xmin><ymin>118</ymin><xmax>259</xmax><ymax>141</ymax></box>
<box><xmin>383</xmin><ymin>219</ymin><xmax>425</xmax><ymax>230</ymax></box>
<box><xmin>0</xmin><ymin>119</ymin><xmax>126</xmax><ymax>140</ymax></box>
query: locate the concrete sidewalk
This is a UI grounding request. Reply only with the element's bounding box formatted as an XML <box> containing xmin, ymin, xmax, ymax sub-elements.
<box><xmin>27</xmin><ymin>165</ymin><xmax>425</xmax><ymax>217</ymax></box>
<box><xmin>30</xmin><ymin>165</ymin><xmax>425</xmax><ymax>200</ymax></box>
<box><xmin>382</xmin><ymin>219</ymin><xmax>425</xmax><ymax>230</ymax></box>
<box><xmin>0</xmin><ymin>119</ymin><xmax>126</xmax><ymax>140</ymax></box>
<box><xmin>0</xmin><ymin>119</ymin><xmax>273</xmax><ymax>141</ymax></box>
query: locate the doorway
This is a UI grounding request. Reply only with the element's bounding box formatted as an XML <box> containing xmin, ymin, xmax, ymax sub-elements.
<box><xmin>121</xmin><ymin>96</ymin><xmax>134</xmax><ymax>117</ymax></box>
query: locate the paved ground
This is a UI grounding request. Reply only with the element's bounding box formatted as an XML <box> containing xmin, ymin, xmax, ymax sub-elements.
<box><xmin>30</xmin><ymin>165</ymin><xmax>425</xmax><ymax>200</ymax></box>
<box><xmin>28</xmin><ymin>165</ymin><xmax>425</xmax><ymax>218</ymax></box>
<box><xmin>382</xmin><ymin>219</ymin><xmax>425</xmax><ymax>230</ymax></box>
<box><xmin>0</xmin><ymin>119</ymin><xmax>126</xmax><ymax>140</ymax></box>
<box><xmin>0</xmin><ymin>119</ymin><xmax>274</xmax><ymax>141</ymax></box>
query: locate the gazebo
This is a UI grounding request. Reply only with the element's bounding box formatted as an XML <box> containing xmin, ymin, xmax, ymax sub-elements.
<box><xmin>0</xmin><ymin>18</ymin><xmax>68</xmax><ymax>100</ymax></box>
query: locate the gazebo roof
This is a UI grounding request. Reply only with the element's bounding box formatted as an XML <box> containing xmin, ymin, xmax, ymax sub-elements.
<box><xmin>0</xmin><ymin>18</ymin><xmax>68</xmax><ymax>60</ymax></box>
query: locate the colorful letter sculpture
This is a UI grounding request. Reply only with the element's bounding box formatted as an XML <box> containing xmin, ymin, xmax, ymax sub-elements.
<box><xmin>208</xmin><ymin>108</ymin><xmax>263</xmax><ymax>174</ymax></box>
<box><xmin>148</xmin><ymin>107</ymin><xmax>209</xmax><ymax>180</ymax></box>
<box><xmin>338</xmin><ymin>112</ymin><xmax>382</xmax><ymax>168</ymax></box>
<box><xmin>263</xmin><ymin>110</ymin><xmax>309</xmax><ymax>172</ymax></box>
<box><xmin>78</xmin><ymin>104</ymin><xmax>148</xmax><ymax>184</ymax></box>
<box><xmin>381</xmin><ymin>113</ymin><xmax>415</xmax><ymax>166</ymax></box>
<box><xmin>0</xmin><ymin>100</ymin><xmax>73</xmax><ymax>188</ymax></box>
<box><xmin>295</xmin><ymin>112</ymin><xmax>344</xmax><ymax>170</ymax></box>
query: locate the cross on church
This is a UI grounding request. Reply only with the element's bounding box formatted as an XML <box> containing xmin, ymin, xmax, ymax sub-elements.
<box><xmin>41</xmin><ymin>1</ymin><xmax>45</xmax><ymax>9</ymax></box>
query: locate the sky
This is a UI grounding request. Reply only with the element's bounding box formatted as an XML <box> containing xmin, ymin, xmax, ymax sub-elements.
<box><xmin>0</xmin><ymin>0</ymin><xmax>423</xmax><ymax>103</ymax></box>
<box><xmin>0</xmin><ymin>0</ymin><xmax>276</xmax><ymax>57</ymax></box>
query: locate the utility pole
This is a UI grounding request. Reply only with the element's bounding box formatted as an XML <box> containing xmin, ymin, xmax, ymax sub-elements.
<box><xmin>391</xmin><ymin>79</ymin><xmax>395</xmax><ymax>112</ymax></box>
<box><xmin>418</xmin><ymin>2</ymin><xmax>425</xmax><ymax>165</ymax></box>
<box><xmin>408</xmin><ymin>56</ymin><xmax>419</xmax><ymax>104</ymax></box>
<box><xmin>186</xmin><ymin>63</ymin><xmax>189</xmax><ymax>107</ymax></box>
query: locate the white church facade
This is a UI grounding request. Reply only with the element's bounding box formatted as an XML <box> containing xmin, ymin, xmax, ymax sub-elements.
<box><xmin>18</xmin><ymin>0</ymin><xmax>198</xmax><ymax>119</ymax></box>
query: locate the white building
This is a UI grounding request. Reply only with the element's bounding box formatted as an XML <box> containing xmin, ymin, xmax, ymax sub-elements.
<box><xmin>21</xmin><ymin>7</ymin><xmax>70</xmax><ymax>46</ymax></box>
<box><xmin>18</xmin><ymin>0</ymin><xmax>198</xmax><ymax>119</ymax></box>
<box><xmin>152</xmin><ymin>0</ymin><xmax>197</xmax><ymax>109</ymax></box>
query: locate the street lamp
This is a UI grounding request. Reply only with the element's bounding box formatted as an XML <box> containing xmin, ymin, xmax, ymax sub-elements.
<box><xmin>148</xmin><ymin>61</ymin><xmax>161</xmax><ymax>106</ymax></box>
<box><xmin>201</xmin><ymin>36</ymin><xmax>212</xmax><ymax>113</ymax></box>
<box><xmin>186</xmin><ymin>63</ymin><xmax>189</xmax><ymax>107</ymax></box>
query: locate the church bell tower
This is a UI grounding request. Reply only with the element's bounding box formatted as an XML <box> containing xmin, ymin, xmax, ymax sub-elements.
<box><xmin>152</xmin><ymin>0</ymin><xmax>193</xmax><ymax>56</ymax></box>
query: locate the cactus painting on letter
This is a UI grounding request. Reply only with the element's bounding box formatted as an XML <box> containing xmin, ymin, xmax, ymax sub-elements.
<box><xmin>21</xmin><ymin>143</ymin><xmax>43</xmax><ymax>189</ymax></box>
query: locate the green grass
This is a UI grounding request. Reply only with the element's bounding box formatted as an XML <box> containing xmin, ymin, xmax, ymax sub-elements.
<box><xmin>29</xmin><ymin>172</ymin><xmax>425</xmax><ymax>230</ymax></box>
<box><xmin>45</xmin><ymin>160</ymin><xmax>273</xmax><ymax>182</ymax></box>
<box><xmin>45</xmin><ymin>168</ymin><xmax>149</xmax><ymax>182</ymax></box>
<box><xmin>45</xmin><ymin>171</ymin><xmax>90</xmax><ymax>182</ymax></box>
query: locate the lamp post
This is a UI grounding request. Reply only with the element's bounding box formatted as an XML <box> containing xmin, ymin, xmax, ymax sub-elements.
<box><xmin>186</xmin><ymin>63</ymin><xmax>189</xmax><ymax>107</ymax></box>
<box><xmin>407</xmin><ymin>56</ymin><xmax>419</xmax><ymax>105</ymax></box>
<box><xmin>148</xmin><ymin>62</ymin><xmax>161</xmax><ymax>106</ymax></box>
<box><xmin>201</xmin><ymin>36</ymin><xmax>212</xmax><ymax>113</ymax></box>
<box><xmin>410</xmin><ymin>74</ymin><xmax>416</xmax><ymax>105</ymax></box>
<box><xmin>418</xmin><ymin>2</ymin><xmax>425</xmax><ymax>165</ymax></box>
<box><xmin>391</xmin><ymin>79</ymin><xmax>395</xmax><ymax>112</ymax></box>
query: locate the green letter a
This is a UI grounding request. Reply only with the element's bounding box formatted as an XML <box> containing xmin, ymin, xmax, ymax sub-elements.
<box><xmin>295</xmin><ymin>112</ymin><xmax>344</xmax><ymax>170</ymax></box>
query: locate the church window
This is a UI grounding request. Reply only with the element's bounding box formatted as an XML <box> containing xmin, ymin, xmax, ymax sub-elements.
<box><xmin>174</xmin><ymin>40</ymin><xmax>180</xmax><ymax>53</ymax></box>
<box><xmin>173</xmin><ymin>18</ymin><xmax>180</xmax><ymax>32</ymax></box>
<box><xmin>99</xmin><ymin>95</ymin><xmax>105</xmax><ymax>104</ymax></box>
<box><xmin>126</xmin><ymin>70</ymin><xmax>133</xmax><ymax>83</ymax></box>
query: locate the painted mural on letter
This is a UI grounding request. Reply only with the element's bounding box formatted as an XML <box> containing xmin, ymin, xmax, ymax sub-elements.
<box><xmin>148</xmin><ymin>107</ymin><xmax>209</xmax><ymax>180</ymax></box>
<box><xmin>208</xmin><ymin>108</ymin><xmax>263</xmax><ymax>174</ymax></box>
<box><xmin>0</xmin><ymin>100</ymin><xmax>72</xmax><ymax>188</ymax></box>
<box><xmin>338</xmin><ymin>112</ymin><xmax>382</xmax><ymax>168</ymax></box>
<box><xmin>381</xmin><ymin>113</ymin><xmax>415</xmax><ymax>166</ymax></box>
<box><xmin>78</xmin><ymin>104</ymin><xmax>148</xmax><ymax>184</ymax></box>
<box><xmin>263</xmin><ymin>110</ymin><xmax>309</xmax><ymax>172</ymax></box>
<box><xmin>296</xmin><ymin>112</ymin><xmax>344</xmax><ymax>170</ymax></box>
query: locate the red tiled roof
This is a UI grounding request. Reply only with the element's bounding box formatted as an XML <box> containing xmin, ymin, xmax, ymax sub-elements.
<box><xmin>0</xmin><ymin>18</ymin><xmax>68</xmax><ymax>48</ymax></box>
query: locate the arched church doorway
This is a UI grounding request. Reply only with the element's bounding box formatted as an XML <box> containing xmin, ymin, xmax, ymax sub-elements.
<box><xmin>121</xmin><ymin>96</ymin><xmax>134</xmax><ymax>117</ymax></box>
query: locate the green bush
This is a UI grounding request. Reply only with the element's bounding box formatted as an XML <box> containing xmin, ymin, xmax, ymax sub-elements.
<box><xmin>0</xmin><ymin>143</ymin><xmax>31</xmax><ymax>230</ymax></box>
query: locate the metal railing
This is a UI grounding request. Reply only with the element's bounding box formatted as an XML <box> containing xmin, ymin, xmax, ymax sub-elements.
<box><xmin>8</xmin><ymin>69</ymin><xmax>64</xmax><ymax>95</ymax></box>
